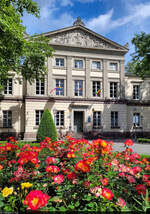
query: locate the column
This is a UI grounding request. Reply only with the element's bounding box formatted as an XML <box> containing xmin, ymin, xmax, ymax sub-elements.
<box><xmin>85</xmin><ymin>58</ymin><xmax>91</xmax><ymax>98</ymax></box>
<box><xmin>66</xmin><ymin>56</ymin><xmax>72</xmax><ymax>97</ymax></box>
<box><xmin>103</xmin><ymin>59</ymin><xmax>108</xmax><ymax>99</ymax></box>
<box><xmin>120</xmin><ymin>60</ymin><xmax>125</xmax><ymax>99</ymax></box>
<box><xmin>47</xmin><ymin>57</ymin><xmax>53</xmax><ymax>96</ymax></box>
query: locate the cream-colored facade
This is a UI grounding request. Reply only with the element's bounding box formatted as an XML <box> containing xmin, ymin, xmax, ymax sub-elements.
<box><xmin>0</xmin><ymin>18</ymin><xmax>150</xmax><ymax>140</ymax></box>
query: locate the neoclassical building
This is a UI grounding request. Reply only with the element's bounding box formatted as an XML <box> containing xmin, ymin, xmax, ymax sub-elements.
<box><xmin>0</xmin><ymin>17</ymin><xmax>150</xmax><ymax>140</ymax></box>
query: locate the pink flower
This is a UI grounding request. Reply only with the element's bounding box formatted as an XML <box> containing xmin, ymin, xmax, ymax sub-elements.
<box><xmin>45</xmin><ymin>157</ymin><xmax>57</xmax><ymax>165</ymax></box>
<box><xmin>126</xmin><ymin>175</ymin><xmax>136</xmax><ymax>183</ymax></box>
<box><xmin>132</xmin><ymin>166</ymin><xmax>142</xmax><ymax>174</ymax></box>
<box><xmin>53</xmin><ymin>175</ymin><xmax>64</xmax><ymax>184</ymax></box>
<box><xmin>124</xmin><ymin>139</ymin><xmax>133</xmax><ymax>146</ymax></box>
<box><xmin>116</xmin><ymin>197</ymin><xmax>126</xmax><ymax>208</ymax></box>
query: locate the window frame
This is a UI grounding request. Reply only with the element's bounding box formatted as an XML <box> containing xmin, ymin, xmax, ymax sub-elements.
<box><xmin>3</xmin><ymin>110</ymin><xmax>12</xmax><ymax>128</ymax></box>
<box><xmin>109</xmin><ymin>62</ymin><xmax>118</xmax><ymax>71</ymax></box>
<box><xmin>3</xmin><ymin>79</ymin><xmax>13</xmax><ymax>95</ymax></box>
<box><xmin>133</xmin><ymin>85</ymin><xmax>140</xmax><ymax>100</ymax></box>
<box><xmin>111</xmin><ymin>111</ymin><xmax>119</xmax><ymax>128</ymax></box>
<box><xmin>110</xmin><ymin>82</ymin><xmax>118</xmax><ymax>98</ymax></box>
<box><xmin>92</xmin><ymin>61</ymin><xmax>101</xmax><ymax>70</ymax></box>
<box><xmin>74</xmin><ymin>59</ymin><xmax>83</xmax><ymax>69</ymax></box>
<box><xmin>35</xmin><ymin>110</ymin><xmax>44</xmax><ymax>126</ymax></box>
<box><xmin>133</xmin><ymin>112</ymin><xmax>140</xmax><ymax>127</ymax></box>
<box><xmin>92</xmin><ymin>81</ymin><xmax>101</xmax><ymax>97</ymax></box>
<box><xmin>93</xmin><ymin>111</ymin><xmax>101</xmax><ymax>129</ymax></box>
<box><xmin>55</xmin><ymin>111</ymin><xmax>64</xmax><ymax>127</ymax></box>
<box><xmin>56</xmin><ymin>79</ymin><xmax>64</xmax><ymax>96</ymax></box>
<box><xmin>55</xmin><ymin>58</ymin><xmax>65</xmax><ymax>67</ymax></box>
<box><xmin>74</xmin><ymin>80</ymin><xmax>83</xmax><ymax>96</ymax></box>
<box><xmin>36</xmin><ymin>79</ymin><xmax>45</xmax><ymax>95</ymax></box>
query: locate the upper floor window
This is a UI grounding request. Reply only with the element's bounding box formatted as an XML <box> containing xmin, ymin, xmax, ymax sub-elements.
<box><xmin>3</xmin><ymin>110</ymin><xmax>12</xmax><ymax>128</ymax></box>
<box><xmin>92</xmin><ymin>61</ymin><xmax>101</xmax><ymax>70</ymax></box>
<box><xmin>36</xmin><ymin>79</ymin><xmax>45</xmax><ymax>95</ymax></box>
<box><xmin>92</xmin><ymin>81</ymin><xmax>101</xmax><ymax>97</ymax></box>
<box><xmin>55</xmin><ymin>111</ymin><xmax>64</xmax><ymax>126</ymax></box>
<box><xmin>35</xmin><ymin>110</ymin><xmax>43</xmax><ymax>126</ymax></box>
<box><xmin>74</xmin><ymin>80</ymin><xmax>83</xmax><ymax>96</ymax></box>
<box><xmin>56</xmin><ymin>79</ymin><xmax>64</xmax><ymax>96</ymax></box>
<box><xmin>133</xmin><ymin>85</ymin><xmax>140</xmax><ymax>100</ymax></box>
<box><xmin>110</xmin><ymin>82</ymin><xmax>118</xmax><ymax>98</ymax></box>
<box><xmin>109</xmin><ymin>62</ymin><xmax>118</xmax><ymax>71</ymax></box>
<box><xmin>56</xmin><ymin>58</ymin><xmax>64</xmax><ymax>67</ymax></box>
<box><xmin>93</xmin><ymin>111</ymin><xmax>101</xmax><ymax>129</ymax></box>
<box><xmin>111</xmin><ymin>111</ymin><xmax>118</xmax><ymax>128</ymax></box>
<box><xmin>133</xmin><ymin>113</ymin><xmax>140</xmax><ymax>127</ymax></box>
<box><xmin>74</xmin><ymin>60</ymin><xmax>83</xmax><ymax>69</ymax></box>
<box><xmin>3</xmin><ymin>79</ymin><xmax>12</xmax><ymax>95</ymax></box>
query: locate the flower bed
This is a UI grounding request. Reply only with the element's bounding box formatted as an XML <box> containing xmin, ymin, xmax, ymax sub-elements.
<box><xmin>0</xmin><ymin>136</ymin><xmax>150</xmax><ymax>212</ymax></box>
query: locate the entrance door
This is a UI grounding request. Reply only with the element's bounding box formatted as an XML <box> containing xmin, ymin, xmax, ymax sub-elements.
<box><xmin>74</xmin><ymin>111</ymin><xmax>83</xmax><ymax>132</ymax></box>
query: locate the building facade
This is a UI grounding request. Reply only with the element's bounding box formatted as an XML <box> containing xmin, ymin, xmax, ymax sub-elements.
<box><xmin>0</xmin><ymin>17</ymin><xmax>150</xmax><ymax>140</ymax></box>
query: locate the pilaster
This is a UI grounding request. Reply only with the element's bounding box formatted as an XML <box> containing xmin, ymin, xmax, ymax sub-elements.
<box><xmin>85</xmin><ymin>58</ymin><xmax>91</xmax><ymax>98</ymax></box>
<box><xmin>103</xmin><ymin>59</ymin><xmax>108</xmax><ymax>99</ymax></box>
<box><xmin>66</xmin><ymin>56</ymin><xmax>72</xmax><ymax>97</ymax></box>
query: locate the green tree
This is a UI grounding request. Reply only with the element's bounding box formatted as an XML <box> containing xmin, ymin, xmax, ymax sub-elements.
<box><xmin>126</xmin><ymin>32</ymin><xmax>150</xmax><ymax>78</ymax></box>
<box><xmin>0</xmin><ymin>0</ymin><xmax>53</xmax><ymax>91</ymax></box>
<box><xmin>37</xmin><ymin>109</ymin><xmax>58</xmax><ymax>142</ymax></box>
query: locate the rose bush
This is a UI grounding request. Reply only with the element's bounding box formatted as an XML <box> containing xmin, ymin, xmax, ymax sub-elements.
<box><xmin>0</xmin><ymin>136</ymin><xmax>149</xmax><ymax>212</ymax></box>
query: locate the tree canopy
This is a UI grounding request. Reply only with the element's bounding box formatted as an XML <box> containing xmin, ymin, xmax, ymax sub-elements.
<box><xmin>0</xmin><ymin>0</ymin><xmax>53</xmax><ymax>91</ymax></box>
<box><xmin>126</xmin><ymin>32</ymin><xmax>150</xmax><ymax>79</ymax></box>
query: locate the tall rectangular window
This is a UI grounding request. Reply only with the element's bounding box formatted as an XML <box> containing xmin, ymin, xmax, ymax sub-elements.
<box><xmin>133</xmin><ymin>85</ymin><xmax>140</xmax><ymax>100</ymax></box>
<box><xmin>36</xmin><ymin>79</ymin><xmax>45</xmax><ymax>95</ymax></box>
<box><xmin>3</xmin><ymin>111</ymin><xmax>12</xmax><ymax>128</ymax></box>
<box><xmin>111</xmin><ymin>111</ymin><xmax>118</xmax><ymax>128</ymax></box>
<box><xmin>3</xmin><ymin>79</ymin><xmax>12</xmax><ymax>95</ymax></box>
<box><xmin>92</xmin><ymin>61</ymin><xmax>101</xmax><ymax>70</ymax></box>
<box><xmin>133</xmin><ymin>113</ymin><xmax>140</xmax><ymax>127</ymax></box>
<box><xmin>74</xmin><ymin>80</ymin><xmax>83</xmax><ymax>96</ymax></box>
<box><xmin>74</xmin><ymin>60</ymin><xmax>83</xmax><ymax>69</ymax></box>
<box><xmin>56</xmin><ymin>58</ymin><xmax>64</xmax><ymax>67</ymax></box>
<box><xmin>109</xmin><ymin>62</ymin><xmax>117</xmax><ymax>71</ymax></box>
<box><xmin>56</xmin><ymin>79</ymin><xmax>64</xmax><ymax>96</ymax></box>
<box><xmin>93</xmin><ymin>111</ymin><xmax>101</xmax><ymax>129</ymax></box>
<box><xmin>92</xmin><ymin>81</ymin><xmax>101</xmax><ymax>97</ymax></box>
<box><xmin>55</xmin><ymin>111</ymin><xmax>64</xmax><ymax>126</ymax></box>
<box><xmin>35</xmin><ymin>110</ymin><xmax>44</xmax><ymax>126</ymax></box>
<box><xmin>110</xmin><ymin>82</ymin><xmax>118</xmax><ymax>98</ymax></box>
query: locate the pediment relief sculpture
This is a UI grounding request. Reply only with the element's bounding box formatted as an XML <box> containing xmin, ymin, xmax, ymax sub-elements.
<box><xmin>50</xmin><ymin>29</ymin><xmax>119</xmax><ymax>50</ymax></box>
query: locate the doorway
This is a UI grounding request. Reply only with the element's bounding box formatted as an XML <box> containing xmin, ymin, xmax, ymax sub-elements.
<box><xmin>74</xmin><ymin>111</ymin><xmax>83</xmax><ymax>132</ymax></box>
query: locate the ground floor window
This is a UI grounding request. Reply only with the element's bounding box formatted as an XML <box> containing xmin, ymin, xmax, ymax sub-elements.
<box><xmin>55</xmin><ymin>111</ymin><xmax>64</xmax><ymax>126</ymax></box>
<box><xmin>3</xmin><ymin>111</ymin><xmax>12</xmax><ymax>128</ymax></box>
<box><xmin>93</xmin><ymin>111</ymin><xmax>101</xmax><ymax>129</ymax></box>
<box><xmin>133</xmin><ymin>113</ymin><xmax>140</xmax><ymax>127</ymax></box>
<box><xmin>111</xmin><ymin>111</ymin><xmax>118</xmax><ymax>128</ymax></box>
<box><xmin>35</xmin><ymin>110</ymin><xmax>44</xmax><ymax>125</ymax></box>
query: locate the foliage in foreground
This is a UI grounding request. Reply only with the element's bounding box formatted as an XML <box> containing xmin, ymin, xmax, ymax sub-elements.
<box><xmin>37</xmin><ymin>109</ymin><xmax>58</xmax><ymax>142</ymax></box>
<box><xmin>0</xmin><ymin>136</ymin><xmax>150</xmax><ymax>212</ymax></box>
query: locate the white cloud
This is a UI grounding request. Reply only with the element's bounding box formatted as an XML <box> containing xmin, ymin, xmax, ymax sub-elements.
<box><xmin>61</xmin><ymin>0</ymin><xmax>73</xmax><ymax>6</ymax></box>
<box><xmin>78</xmin><ymin>0</ymin><xmax>95</xmax><ymax>2</ymax></box>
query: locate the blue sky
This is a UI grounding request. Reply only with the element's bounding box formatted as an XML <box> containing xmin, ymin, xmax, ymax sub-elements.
<box><xmin>22</xmin><ymin>0</ymin><xmax>150</xmax><ymax>64</ymax></box>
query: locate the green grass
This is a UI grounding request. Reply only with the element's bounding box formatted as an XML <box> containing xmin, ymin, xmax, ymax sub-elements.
<box><xmin>0</xmin><ymin>141</ymin><xmax>40</xmax><ymax>148</ymax></box>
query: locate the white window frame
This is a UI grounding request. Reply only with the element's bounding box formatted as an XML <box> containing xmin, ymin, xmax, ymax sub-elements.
<box><xmin>36</xmin><ymin>79</ymin><xmax>45</xmax><ymax>95</ymax></box>
<box><xmin>35</xmin><ymin>110</ymin><xmax>44</xmax><ymax>126</ymax></box>
<box><xmin>92</xmin><ymin>61</ymin><xmax>101</xmax><ymax>70</ymax></box>
<box><xmin>110</xmin><ymin>82</ymin><xmax>118</xmax><ymax>98</ymax></box>
<box><xmin>93</xmin><ymin>111</ymin><xmax>101</xmax><ymax>129</ymax></box>
<box><xmin>55</xmin><ymin>111</ymin><xmax>64</xmax><ymax>127</ymax></box>
<box><xmin>133</xmin><ymin>85</ymin><xmax>140</xmax><ymax>100</ymax></box>
<box><xmin>74</xmin><ymin>60</ymin><xmax>83</xmax><ymax>69</ymax></box>
<box><xmin>56</xmin><ymin>79</ymin><xmax>64</xmax><ymax>96</ymax></box>
<box><xmin>74</xmin><ymin>80</ymin><xmax>83</xmax><ymax>96</ymax></box>
<box><xmin>111</xmin><ymin>111</ymin><xmax>118</xmax><ymax>128</ymax></box>
<box><xmin>3</xmin><ymin>79</ymin><xmax>13</xmax><ymax>95</ymax></box>
<box><xmin>55</xmin><ymin>58</ymin><xmax>64</xmax><ymax>67</ymax></box>
<box><xmin>109</xmin><ymin>62</ymin><xmax>118</xmax><ymax>71</ymax></box>
<box><xmin>92</xmin><ymin>81</ymin><xmax>101</xmax><ymax>97</ymax></box>
<box><xmin>3</xmin><ymin>111</ymin><xmax>12</xmax><ymax>128</ymax></box>
<box><xmin>133</xmin><ymin>113</ymin><xmax>140</xmax><ymax>127</ymax></box>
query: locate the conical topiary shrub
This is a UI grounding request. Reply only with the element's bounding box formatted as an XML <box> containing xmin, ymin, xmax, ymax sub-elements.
<box><xmin>36</xmin><ymin>108</ymin><xmax>58</xmax><ymax>142</ymax></box>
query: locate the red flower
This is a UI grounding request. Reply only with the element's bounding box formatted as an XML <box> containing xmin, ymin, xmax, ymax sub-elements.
<box><xmin>132</xmin><ymin>166</ymin><xmax>142</xmax><ymax>174</ymax></box>
<box><xmin>100</xmin><ymin>178</ymin><xmax>109</xmax><ymax>186</ymax></box>
<box><xmin>67</xmin><ymin>172</ymin><xmax>76</xmax><ymax>180</ymax></box>
<box><xmin>75</xmin><ymin>160</ymin><xmax>90</xmax><ymax>173</ymax></box>
<box><xmin>53</xmin><ymin>175</ymin><xmax>64</xmax><ymax>184</ymax></box>
<box><xmin>67</xmin><ymin>152</ymin><xmax>76</xmax><ymax>158</ymax></box>
<box><xmin>142</xmin><ymin>175</ymin><xmax>149</xmax><ymax>182</ymax></box>
<box><xmin>24</xmin><ymin>190</ymin><xmax>49</xmax><ymax>210</ymax></box>
<box><xmin>136</xmin><ymin>184</ymin><xmax>146</xmax><ymax>195</ymax></box>
<box><xmin>45</xmin><ymin>157</ymin><xmax>57</xmax><ymax>165</ymax></box>
<box><xmin>46</xmin><ymin>165</ymin><xmax>59</xmax><ymax>174</ymax></box>
<box><xmin>124</xmin><ymin>139</ymin><xmax>133</xmax><ymax>146</ymax></box>
<box><xmin>101</xmin><ymin>188</ymin><xmax>113</xmax><ymax>200</ymax></box>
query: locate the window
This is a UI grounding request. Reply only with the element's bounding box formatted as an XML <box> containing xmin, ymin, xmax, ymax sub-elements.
<box><xmin>55</xmin><ymin>111</ymin><xmax>64</xmax><ymax>126</ymax></box>
<box><xmin>92</xmin><ymin>61</ymin><xmax>101</xmax><ymax>70</ymax></box>
<box><xmin>111</xmin><ymin>112</ymin><xmax>118</xmax><ymax>128</ymax></box>
<box><xmin>36</xmin><ymin>79</ymin><xmax>45</xmax><ymax>95</ymax></box>
<box><xmin>92</xmin><ymin>81</ymin><xmax>101</xmax><ymax>97</ymax></box>
<box><xmin>109</xmin><ymin>62</ymin><xmax>117</xmax><ymax>71</ymax></box>
<box><xmin>133</xmin><ymin>85</ymin><xmax>140</xmax><ymax>100</ymax></box>
<box><xmin>56</xmin><ymin>58</ymin><xmax>64</xmax><ymax>67</ymax></box>
<box><xmin>3</xmin><ymin>111</ymin><xmax>12</xmax><ymax>128</ymax></box>
<box><xmin>74</xmin><ymin>60</ymin><xmax>83</xmax><ymax>69</ymax></box>
<box><xmin>56</xmin><ymin>79</ymin><xmax>64</xmax><ymax>96</ymax></box>
<box><xmin>110</xmin><ymin>82</ymin><xmax>118</xmax><ymax>98</ymax></box>
<box><xmin>93</xmin><ymin>111</ymin><xmax>101</xmax><ymax>129</ymax></box>
<box><xmin>133</xmin><ymin>113</ymin><xmax>140</xmax><ymax>127</ymax></box>
<box><xmin>74</xmin><ymin>80</ymin><xmax>83</xmax><ymax>96</ymax></box>
<box><xmin>35</xmin><ymin>110</ymin><xmax>43</xmax><ymax>126</ymax></box>
<box><xmin>3</xmin><ymin>79</ymin><xmax>12</xmax><ymax>95</ymax></box>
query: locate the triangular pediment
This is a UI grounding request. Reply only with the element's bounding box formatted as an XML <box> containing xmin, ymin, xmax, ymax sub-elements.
<box><xmin>44</xmin><ymin>25</ymin><xmax>128</xmax><ymax>51</ymax></box>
